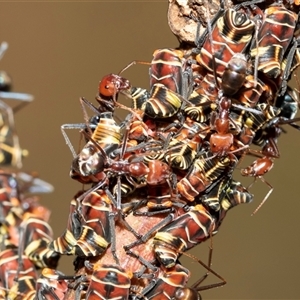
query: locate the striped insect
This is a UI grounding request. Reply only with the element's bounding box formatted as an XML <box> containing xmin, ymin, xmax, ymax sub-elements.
<box><xmin>5</xmin><ymin>279</ymin><xmax>36</xmax><ymax>300</ymax></box>
<box><xmin>142</xmin><ymin>48</ymin><xmax>192</xmax><ymax>119</ymax></box>
<box><xmin>0</xmin><ymin>248</ymin><xmax>37</xmax><ymax>299</ymax></box>
<box><xmin>183</xmin><ymin>73</ymin><xmax>218</xmax><ymax>123</ymax></box>
<box><xmin>49</xmin><ymin>190</ymin><xmax>112</xmax><ymax>258</ymax></box>
<box><xmin>0</xmin><ymin>171</ymin><xmax>54</xmax><ymax>251</ymax></box>
<box><xmin>169</xmin><ymin>181</ymin><xmax>252</xmax><ymax>300</ymax></box>
<box><xmin>176</xmin><ymin>151</ymin><xmax>238</xmax><ymax>202</ymax></box>
<box><xmin>251</xmin><ymin>86</ymin><xmax>300</xmax><ymax>159</ymax></box>
<box><xmin>137</xmin><ymin>264</ymin><xmax>190</xmax><ymax>300</ymax></box>
<box><xmin>82</xmin><ymin>262</ymin><xmax>132</xmax><ymax>300</ymax></box>
<box><xmin>250</xmin><ymin>2</ymin><xmax>298</xmax><ymax>78</ymax></box>
<box><xmin>204</xmin><ymin>177</ymin><xmax>254</xmax><ymax>226</ymax></box>
<box><xmin>19</xmin><ymin>215</ymin><xmax>60</xmax><ymax>269</ymax></box>
<box><xmin>161</xmin><ymin>115</ymin><xmax>210</xmax><ymax>172</ymax></box>
<box><xmin>129</xmin><ymin>86</ymin><xmax>150</xmax><ymax>111</ymax></box>
<box><xmin>218</xmin><ymin>179</ymin><xmax>254</xmax><ymax>219</ymax></box>
<box><xmin>242</xmin><ymin>92</ymin><xmax>300</xmax><ymax>154</ymax></box>
<box><xmin>69</xmin><ymin>110</ymin><xmax>122</xmax><ymax>184</ymax></box>
<box><xmin>0</xmin><ymin>268</ymin><xmax>76</xmax><ymax>300</ymax></box>
<box><xmin>35</xmin><ymin>268</ymin><xmax>76</xmax><ymax>300</ymax></box>
<box><xmin>200</xmin><ymin>174</ymin><xmax>233</xmax><ymax>212</ymax></box>
<box><xmin>154</xmin><ymin>178</ymin><xmax>253</xmax><ymax>269</ymax></box>
<box><xmin>196</xmin><ymin>6</ymin><xmax>255</xmax><ymax>76</ymax></box>
<box><xmin>238</xmin><ymin>103</ymin><xmax>282</xmax><ymax>150</ymax></box>
<box><xmin>153</xmin><ymin>204</ymin><xmax>216</xmax><ymax>269</ymax></box>
<box><xmin>138</xmin><ymin>242</ymin><xmax>228</xmax><ymax>300</ymax></box>
<box><xmin>229</xmin><ymin>75</ymin><xmax>268</xmax><ymax>135</ymax></box>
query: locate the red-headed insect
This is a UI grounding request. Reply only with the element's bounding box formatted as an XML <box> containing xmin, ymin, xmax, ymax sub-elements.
<box><xmin>241</xmin><ymin>156</ymin><xmax>274</xmax><ymax>215</ymax></box>
<box><xmin>98</xmin><ymin>73</ymin><xmax>131</xmax><ymax>104</ymax></box>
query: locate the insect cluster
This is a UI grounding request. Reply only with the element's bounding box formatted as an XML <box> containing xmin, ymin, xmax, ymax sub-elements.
<box><xmin>0</xmin><ymin>0</ymin><xmax>300</xmax><ymax>299</ymax></box>
<box><xmin>0</xmin><ymin>42</ymin><xmax>64</xmax><ymax>299</ymax></box>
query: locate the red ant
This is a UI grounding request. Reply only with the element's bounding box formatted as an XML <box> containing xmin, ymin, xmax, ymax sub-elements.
<box><xmin>241</xmin><ymin>156</ymin><xmax>274</xmax><ymax>215</ymax></box>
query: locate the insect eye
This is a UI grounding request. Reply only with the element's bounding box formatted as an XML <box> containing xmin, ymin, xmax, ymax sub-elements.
<box><xmin>234</xmin><ymin>12</ymin><xmax>247</xmax><ymax>26</ymax></box>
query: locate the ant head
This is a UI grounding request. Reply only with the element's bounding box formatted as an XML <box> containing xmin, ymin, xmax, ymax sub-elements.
<box><xmin>98</xmin><ymin>73</ymin><xmax>130</xmax><ymax>98</ymax></box>
<box><xmin>210</xmin><ymin>132</ymin><xmax>233</xmax><ymax>156</ymax></box>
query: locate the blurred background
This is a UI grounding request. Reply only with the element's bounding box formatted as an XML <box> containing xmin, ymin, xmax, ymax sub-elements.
<box><xmin>0</xmin><ymin>1</ymin><xmax>299</xmax><ymax>299</ymax></box>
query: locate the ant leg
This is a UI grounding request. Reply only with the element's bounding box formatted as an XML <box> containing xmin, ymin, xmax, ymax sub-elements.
<box><xmin>251</xmin><ymin>176</ymin><xmax>273</xmax><ymax>216</ymax></box>
<box><xmin>61</xmin><ymin>123</ymin><xmax>90</xmax><ymax>158</ymax></box>
<box><xmin>124</xmin><ymin>212</ymin><xmax>175</xmax><ymax>253</ymax></box>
